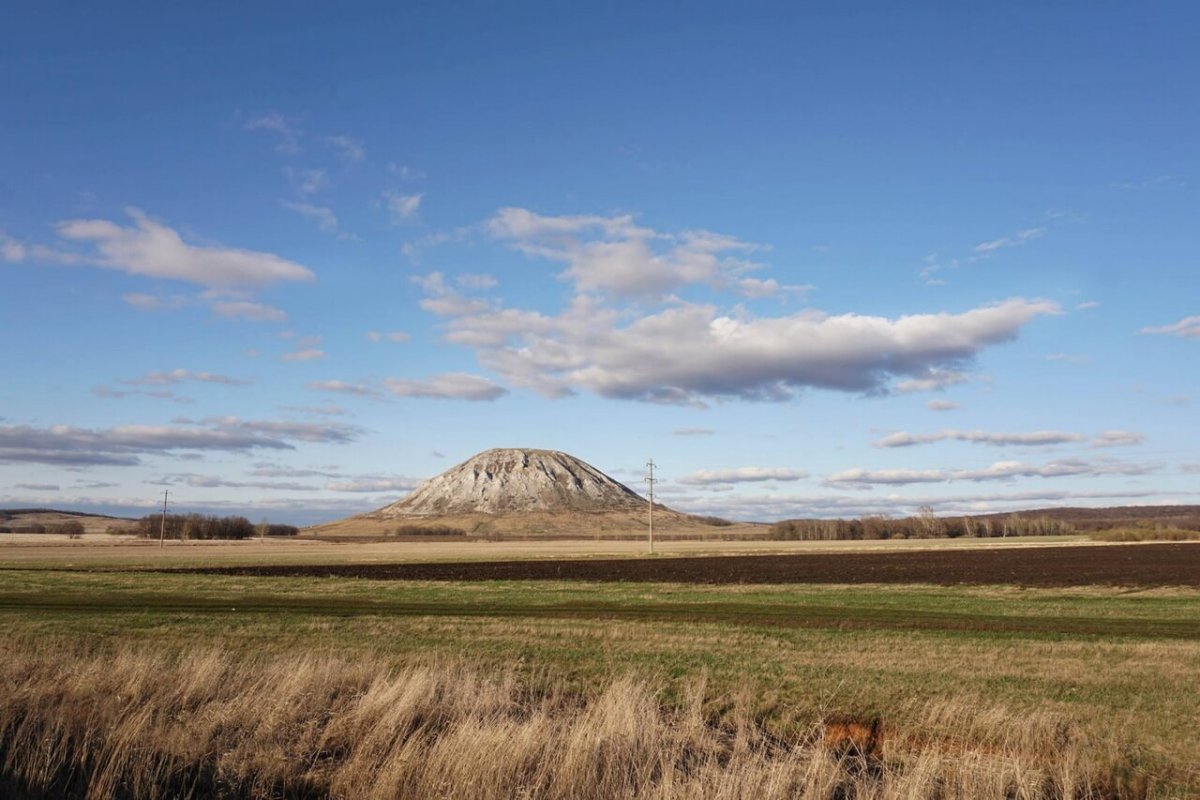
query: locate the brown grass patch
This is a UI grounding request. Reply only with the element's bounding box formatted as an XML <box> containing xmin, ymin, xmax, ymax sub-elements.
<box><xmin>0</xmin><ymin>642</ymin><xmax>1165</xmax><ymax>799</ymax></box>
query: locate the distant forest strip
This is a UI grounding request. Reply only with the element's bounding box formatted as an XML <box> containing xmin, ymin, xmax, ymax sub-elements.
<box><xmin>768</xmin><ymin>505</ymin><xmax>1200</xmax><ymax>541</ymax></box>
<box><xmin>109</xmin><ymin>514</ymin><xmax>299</xmax><ymax>540</ymax></box>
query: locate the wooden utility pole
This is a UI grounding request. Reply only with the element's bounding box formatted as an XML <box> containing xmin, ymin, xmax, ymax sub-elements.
<box><xmin>645</xmin><ymin>459</ymin><xmax>657</xmax><ymax>555</ymax></box>
<box><xmin>158</xmin><ymin>489</ymin><xmax>169</xmax><ymax>549</ymax></box>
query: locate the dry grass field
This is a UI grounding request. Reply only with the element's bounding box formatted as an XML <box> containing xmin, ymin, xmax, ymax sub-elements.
<box><xmin>2</xmin><ymin>538</ymin><xmax>1198</xmax><ymax>797</ymax></box>
<box><xmin>0</xmin><ymin>530</ymin><xmax>1095</xmax><ymax>569</ymax></box>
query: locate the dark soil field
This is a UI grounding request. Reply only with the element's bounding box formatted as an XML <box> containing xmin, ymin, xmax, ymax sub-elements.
<box><xmin>179</xmin><ymin>541</ymin><xmax>1200</xmax><ymax>587</ymax></box>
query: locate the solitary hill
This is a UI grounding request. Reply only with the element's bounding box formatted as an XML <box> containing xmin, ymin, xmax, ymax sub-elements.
<box><xmin>308</xmin><ymin>447</ymin><xmax>748</xmax><ymax>538</ymax></box>
<box><xmin>380</xmin><ymin>448</ymin><xmax>647</xmax><ymax>516</ymax></box>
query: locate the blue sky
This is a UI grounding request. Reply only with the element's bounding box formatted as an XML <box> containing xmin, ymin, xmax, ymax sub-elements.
<box><xmin>2</xmin><ymin>2</ymin><xmax>1197</xmax><ymax>524</ymax></box>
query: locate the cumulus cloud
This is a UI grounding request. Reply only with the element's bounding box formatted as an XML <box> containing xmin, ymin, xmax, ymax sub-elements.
<box><xmin>384</xmin><ymin>373</ymin><xmax>508</xmax><ymax>401</ymax></box>
<box><xmin>486</xmin><ymin>207</ymin><xmax>764</xmax><ymax>298</ymax></box>
<box><xmin>875</xmin><ymin>429</ymin><xmax>1086</xmax><ymax>448</ymax></box>
<box><xmin>212</xmin><ymin>301</ymin><xmax>288</xmax><ymax>323</ymax></box>
<box><xmin>383</xmin><ymin>191</ymin><xmax>423</xmax><ymax>223</ymax></box>
<box><xmin>57</xmin><ymin>208</ymin><xmax>314</xmax><ymax>287</ymax></box>
<box><xmin>422</xmin><ymin>288</ymin><xmax>1058</xmax><ymax>405</ymax></box>
<box><xmin>1141</xmin><ymin>316</ymin><xmax>1200</xmax><ymax>338</ymax></box>
<box><xmin>0</xmin><ymin>417</ymin><xmax>358</xmax><ymax>467</ymax></box>
<box><xmin>926</xmin><ymin>399</ymin><xmax>959</xmax><ymax>411</ymax></box>
<box><xmin>678</xmin><ymin>467</ymin><xmax>809</xmax><ymax>486</ymax></box>
<box><xmin>825</xmin><ymin>458</ymin><xmax>1153</xmax><ymax>488</ymax></box>
<box><xmin>456</xmin><ymin>273</ymin><xmax>498</xmax><ymax>291</ymax></box>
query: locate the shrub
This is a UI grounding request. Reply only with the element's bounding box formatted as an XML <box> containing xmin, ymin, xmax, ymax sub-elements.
<box><xmin>388</xmin><ymin>524</ymin><xmax>466</xmax><ymax>537</ymax></box>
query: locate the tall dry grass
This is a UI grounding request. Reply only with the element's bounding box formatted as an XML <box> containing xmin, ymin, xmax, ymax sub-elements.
<box><xmin>0</xmin><ymin>643</ymin><xmax>1160</xmax><ymax>799</ymax></box>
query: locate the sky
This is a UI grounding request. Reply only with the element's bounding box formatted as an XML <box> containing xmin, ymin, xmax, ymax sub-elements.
<box><xmin>2</xmin><ymin>2</ymin><xmax>1198</xmax><ymax>525</ymax></box>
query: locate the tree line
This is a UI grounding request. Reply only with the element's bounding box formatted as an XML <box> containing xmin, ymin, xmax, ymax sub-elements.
<box><xmin>115</xmin><ymin>514</ymin><xmax>299</xmax><ymax>540</ymax></box>
<box><xmin>769</xmin><ymin>509</ymin><xmax>1075</xmax><ymax>541</ymax></box>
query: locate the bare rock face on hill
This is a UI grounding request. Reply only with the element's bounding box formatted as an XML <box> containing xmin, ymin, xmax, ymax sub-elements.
<box><xmin>375</xmin><ymin>448</ymin><xmax>648</xmax><ymax>518</ymax></box>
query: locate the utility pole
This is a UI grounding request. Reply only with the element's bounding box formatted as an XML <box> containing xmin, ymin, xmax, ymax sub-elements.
<box><xmin>158</xmin><ymin>489</ymin><xmax>169</xmax><ymax>549</ymax></box>
<box><xmin>645</xmin><ymin>459</ymin><xmax>657</xmax><ymax>555</ymax></box>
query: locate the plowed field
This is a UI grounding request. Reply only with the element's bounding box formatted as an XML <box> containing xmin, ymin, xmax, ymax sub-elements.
<box><xmin>179</xmin><ymin>541</ymin><xmax>1200</xmax><ymax>587</ymax></box>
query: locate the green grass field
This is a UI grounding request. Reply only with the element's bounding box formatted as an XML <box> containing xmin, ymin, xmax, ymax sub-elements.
<box><xmin>2</xmin><ymin>565</ymin><xmax>1198</xmax><ymax>795</ymax></box>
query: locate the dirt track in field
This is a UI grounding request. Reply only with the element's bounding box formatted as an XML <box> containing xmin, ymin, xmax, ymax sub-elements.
<box><xmin>178</xmin><ymin>541</ymin><xmax>1200</xmax><ymax>587</ymax></box>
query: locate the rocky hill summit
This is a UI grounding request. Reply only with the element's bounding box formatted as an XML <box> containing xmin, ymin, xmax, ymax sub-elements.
<box><xmin>375</xmin><ymin>448</ymin><xmax>648</xmax><ymax>518</ymax></box>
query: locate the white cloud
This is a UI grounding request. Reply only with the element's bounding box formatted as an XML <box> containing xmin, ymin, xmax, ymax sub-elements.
<box><xmin>875</xmin><ymin>429</ymin><xmax>1086</xmax><ymax>448</ymax></box>
<box><xmin>326</xmin><ymin>475</ymin><xmax>421</xmax><ymax>493</ymax></box>
<box><xmin>456</xmin><ymin>273</ymin><xmax>498</xmax><ymax>291</ymax></box>
<box><xmin>384</xmin><ymin>373</ymin><xmax>508</xmax><ymax>401</ymax></box>
<box><xmin>973</xmin><ymin>226</ymin><xmax>1046</xmax><ymax>254</ymax></box>
<box><xmin>327</xmin><ymin>135</ymin><xmax>365</xmax><ymax>163</ymax></box>
<box><xmin>672</xmin><ymin>427</ymin><xmax>714</xmax><ymax>436</ymax></box>
<box><xmin>0</xmin><ymin>417</ymin><xmax>359</xmax><ymax>467</ymax></box>
<box><xmin>876</xmin><ymin>428</ymin><xmax>1144</xmax><ymax>449</ymax></box>
<box><xmin>123</xmin><ymin>369</ymin><xmax>250</xmax><ymax>387</ymax></box>
<box><xmin>678</xmin><ymin>467</ymin><xmax>809</xmax><ymax>486</ymax></box>
<box><xmin>1</xmin><ymin>230</ymin><xmax>27</xmax><ymax>262</ymax></box>
<box><xmin>925</xmin><ymin>399</ymin><xmax>959</xmax><ymax>411</ymax></box>
<box><xmin>283</xmin><ymin>201</ymin><xmax>339</xmax><ymax>233</ymax></box>
<box><xmin>424</xmin><ymin>289</ymin><xmax>1057</xmax><ymax>405</ymax></box>
<box><xmin>383</xmin><ymin>191</ymin><xmax>423</xmax><ymax>223</ymax></box>
<box><xmin>665</xmin><ymin>487</ymin><xmax>1192</xmax><ymax>522</ymax></box>
<box><xmin>1075</xmin><ymin>300</ymin><xmax>1100</xmax><ymax>311</ymax></box>
<box><xmin>277</xmin><ymin>405</ymin><xmax>346</xmax><ymax>417</ymax></box>
<box><xmin>1141</xmin><ymin>316</ymin><xmax>1200</xmax><ymax>338</ymax></box>
<box><xmin>366</xmin><ymin>330</ymin><xmax>410</xmax><ymax>343</ymax></box>
<box><xmin>825</xmin><ymin>458</ymin><xmax>1153</xmax><ymax>488</ymax></box>
<box><xmin>307</xmin><ymin>380</ymin><xmax>385</xmax><ymax>399</ymax></box>
<box><xmin>57</xmin><ymin>208</ymin><xmax>315</xmax><ymax>287</ymax></box>
<box><xmin>173</xmin><ymin>473</ymin><xmax>321</xmax><ymax>492</ymax></box>
<box><xmin>487</xmin><ymin>207</ymin><xmax>763</xmax><ymax>298</ymax></box>
<box><xmin>120</xmin><ymin>292</ymin><xmax>191</xmax><ymax>311</ymax></box>
<box><xmin>246</xmin><ymin>113</ymin><xmax>300</xmax><ymax>155</ymax></box>
<box><xmin>894</xmin><ymin>370</ymin><xmax>970</xmax><ymax>394</ymax></box>
<box><xmin>281</xmin><ymin>349</ymin><xmax>326</xmax><ymax>362</ymax></box>
<box><xmin>283</xmin><ymin>167</ymin><xmax>326</xmax><ymax>194</ymax></box>
<box><xmin>1090</xmin><ymin>430</ymin><xmax>1145</xmax><ymax>448</ymax></box>
<box><xmin>212</xmin><ymin>301</ymin><xmax>288</xmax><ymax>323</ymax></box>
<box><xmin>93</xmin><ymin>386</ymin><xmax>193</xmax><ymax>403</ymax></box>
